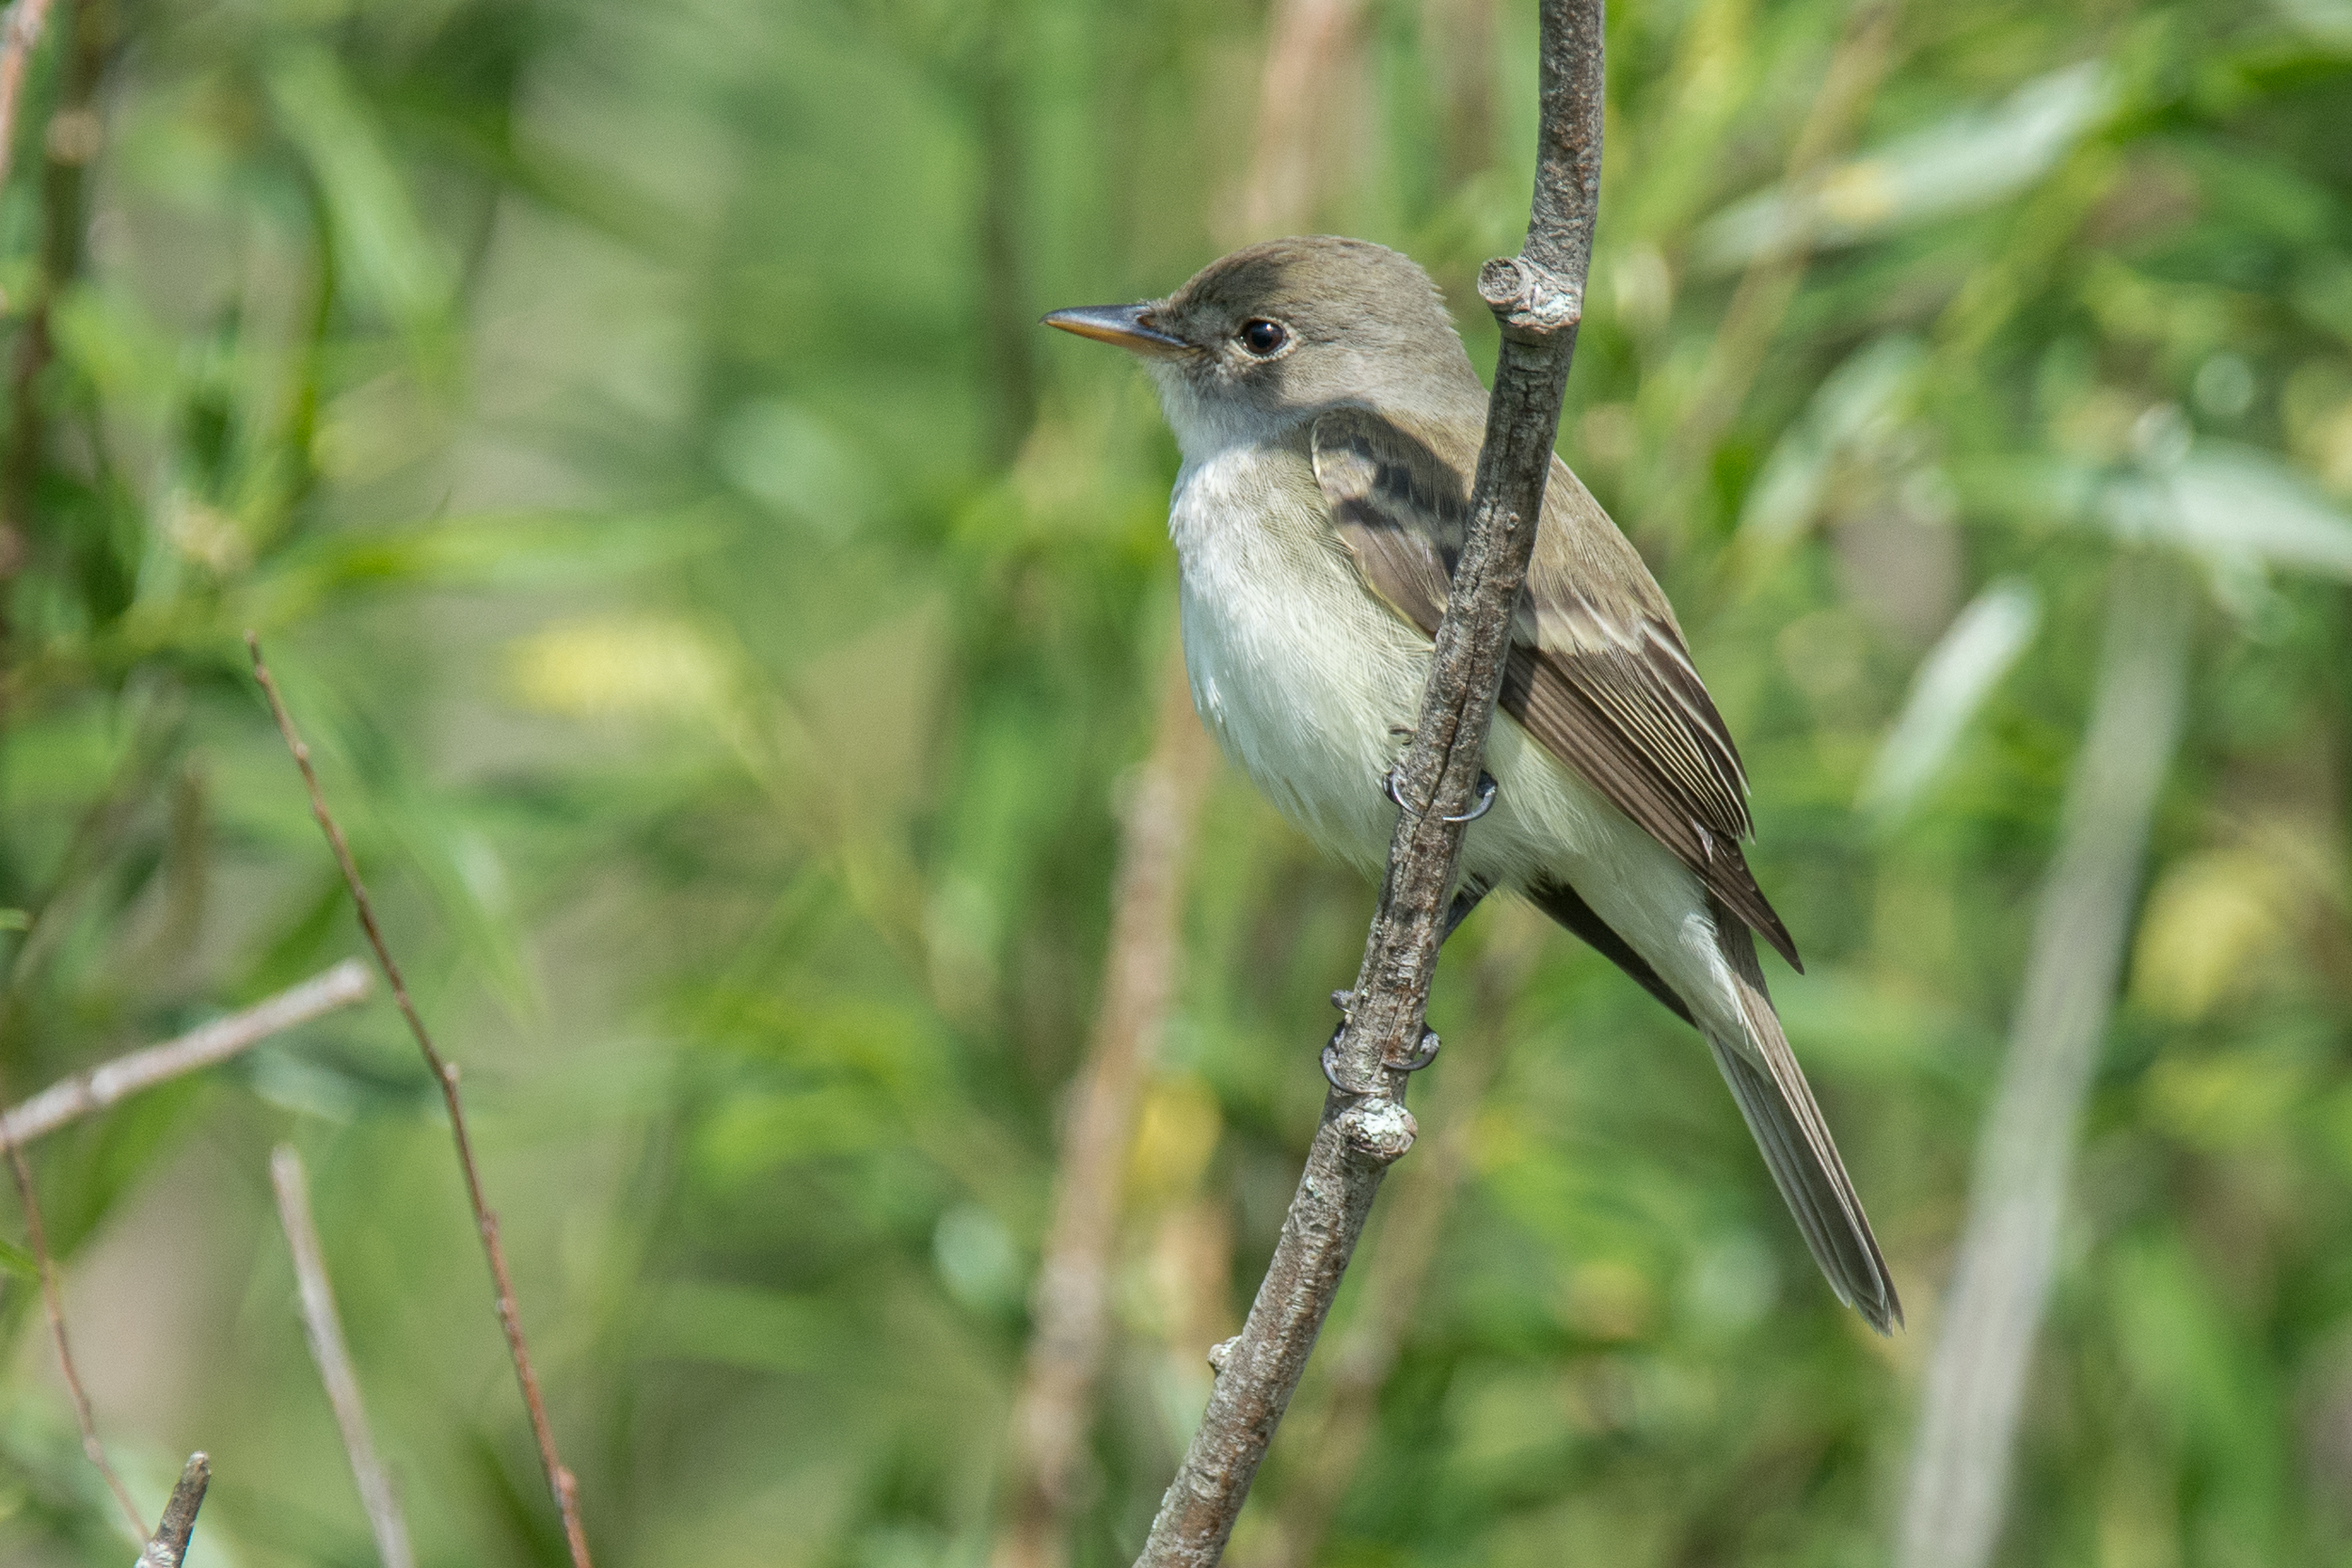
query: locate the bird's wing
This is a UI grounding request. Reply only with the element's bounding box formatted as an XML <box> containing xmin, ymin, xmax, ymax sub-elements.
<box><xmin>1311</xmin><ymin>404</ymin><xmax>1800</xmax><ymax>969</ymax></box>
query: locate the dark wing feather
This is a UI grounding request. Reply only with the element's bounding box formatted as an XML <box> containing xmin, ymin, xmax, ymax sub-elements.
<box><xmin>1311</xmin><ymin>405</ymin><xmax>1801</xmax><ymax>970</ymax></box>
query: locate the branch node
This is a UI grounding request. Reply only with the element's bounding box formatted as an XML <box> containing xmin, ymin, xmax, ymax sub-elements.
<box><xmin>1206</xmin><ymin>1335</ymin><xmax>1240</xmax><ymax>1374</ymax></box>
<box><xmin>1478</xmin><ymin>256</ymin><xmax>1581</xmax><ymax>340</ymax></box>
<box><xmin>1335</xmin><ymin>1099</ymin><xmax>1417</xmax><ymax>1165</ymax></box>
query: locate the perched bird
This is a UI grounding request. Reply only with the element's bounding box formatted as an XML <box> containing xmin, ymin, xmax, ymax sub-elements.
<box><xmin>1043</xmin><ymin>235</ymin><xmax>1900</xmax><ymax>1332</ymax></box>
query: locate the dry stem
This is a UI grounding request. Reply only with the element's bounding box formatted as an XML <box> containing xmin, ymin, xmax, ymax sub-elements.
<box><xmin>994</xmin><ymin>661</ymin><xmax>1216</xmax><ymax>1568</ymax></box>
<box><xmin>1131</xmin><ymin>1</ymin><xmax>1604</xmax><ymax>1560</ymax></box>
<box><xmin>1</xmin><ymin>960</ymin><xmax>371</xmax><ymax>1145</ymax></box>
<box><xmin>1896</xmin><ymin>558</ymin><xmax>2190</xmax><ymax>1568</ymax></box>
<box><xmin>246</xmin><ymin>632</ymin><xmax>593</xmax><ymax>1568</ymax></box>
<box><xmin>0</xmin><ymin>962</ymin><xmax>369</xmax><ymax>1542</ymax></box>
<box><xmin>2</xmin><ymin>1100</ymin><xmax>145</xmax><ymax>1538</ymax></box>
<box><xmin>272</xmin><ymin>1144</ymin><xmax>418</xmax><ymax>1568</ymax></box>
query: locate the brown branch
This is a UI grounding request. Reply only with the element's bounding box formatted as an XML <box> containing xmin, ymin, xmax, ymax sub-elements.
<box><xmin>0</xmin><ymin>963</ymin><xmax>368</xmax><ymax>1541</ymax></box>
<box><xmin>1</xmin><ymin>960</ymin><xmax>372</xmax><ymax>1145</ymax></box>
<box><xmin>132</xmin><ymin>1453</ymin><xmax>209</xmax><ymax>1568</ymax></box>
<box><xmin>1</xmin><ymin>1087</ymin><xmax>145</xmax><ymax>1539</ymax></box>
<box><xmin>1131</xmin><ymin>0</ymin><xmax>1604</xmax><ymax>1560</ymax></box>
<box><xmin>1246</xmin><ymin>908</ymin><xmax>1541</xmax><ymax>1568</ymax></box>
<box><xmin>993</xmin><ymin>660</ymin><xmax>1216</xmax><ymax>1568</ymax></box>
<box><xmin>246</xmin><ymin>632</ymin><xmax>594</xmax><ymax>1568</ymax></box>
<box><xmin>1233</xmin><ymin>0</ymin><xmax>1367</xmax><ymax>241</ymax></box>
<box><xmin>272</xmin><ymin>1145</ymin><xmax>418</xmax><ymax>1568</ymax></box>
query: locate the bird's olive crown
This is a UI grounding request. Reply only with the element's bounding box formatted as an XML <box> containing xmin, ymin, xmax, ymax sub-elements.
<box><xmin>1141</xmin><ymin>236</ymin><xmax>1484</xmax><ymax>420</ymax></box>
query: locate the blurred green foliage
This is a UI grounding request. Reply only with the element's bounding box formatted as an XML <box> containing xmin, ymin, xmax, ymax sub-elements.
<box><xmin>0</xmin><ymin>0</ymin><xmax>2347</xmax><ymax>1564</ymax></box>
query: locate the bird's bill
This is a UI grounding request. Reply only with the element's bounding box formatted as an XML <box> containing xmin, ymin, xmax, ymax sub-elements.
<box><xmin>1040</xmin><ymin>303</ymin><xmax>1188</xmax><ymax>355</ymax></box>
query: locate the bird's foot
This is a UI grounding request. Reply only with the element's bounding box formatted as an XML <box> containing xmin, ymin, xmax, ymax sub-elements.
<box><xmin>1322</xmin><ymin>1002</ymin><xmax>1442</xmax><ymax>1087</ymax></box>
<box><xmin>1380</xmin><ymin>767</ymin><xmax>1412</xmax><ymax>812</ymax></box>
<box><xmin>1391</xmin><ymin>1027</ymin><xmax>1441</xmax><ymax>1071</ymax></box>
<box><xmin>1379</xmin><ymin>767</ymin><xmax>1499</xmax><ymax>823</ymax></box>
<box><xmin>1446</xmin><ymin>771</ymin><xmax>1499</xmax><ymax>824</ymax></box>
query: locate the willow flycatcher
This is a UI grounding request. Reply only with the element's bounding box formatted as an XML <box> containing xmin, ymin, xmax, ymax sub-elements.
<box><xmin>1043</xmin><ymin>236</ymin><xmax>1899</xmax><ymax>1331</ymax></box>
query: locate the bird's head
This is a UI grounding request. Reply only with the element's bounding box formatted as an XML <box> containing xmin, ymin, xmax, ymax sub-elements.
<box><xmin>1042</xmin><ymin>236</ymin><xmax>1480</xmax><ymax>458</ymax></box>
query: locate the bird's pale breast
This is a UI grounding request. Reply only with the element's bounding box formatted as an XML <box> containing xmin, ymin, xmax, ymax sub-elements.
<box><xmin>1169</xmin><ymin>441</ymin><xmax>1424</xmax><ymax>871</ymax></box>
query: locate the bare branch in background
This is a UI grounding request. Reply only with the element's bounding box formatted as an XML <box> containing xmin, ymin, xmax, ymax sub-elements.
<box><xmin>247</xmin><ymin>632</ymin><xmax>595</xmax><ymax>1568</ymax></box>
<box><xmin>1236</xmin><ymin>0</ymin><xmax>1368</xmax><ymax>241</ymax></box>
<box><xmin>1133</xmin><ymin>0</ymin><xmax>1604</xmax><ymax>1559</ymax></box>
<box><xmin>1</xmin><ymin>961</ymin><xmax>372</xmax><ymax>1145</ymax></box>
<box><xmin>132</xmin><ymin>1453</ymin><xmax>209</xmax><ymax>1568</ymax></box>
<box><xmin>0</xmin><ymin>962</ymin><xmax>367</xmax><ymax>1540</ymax></box>
<box><xmin>1247</xmin><ymin>907</ymin><xmax>1542</xmax><ymax>1568</ymax></box>
<box><xmin>1896</xmin><ymin>556</ymin><xmax>2192</xmax><ymax>1568</ymax></box>
<box><xmin>994</xmin><ymin>663</ymin><xmax>1216</xmax><ymax>1568</ymax></box>
<box><xmin>2</xmin><ymin>1097</ymin><xmax>146</xmax><ymax>1539</ymax></box>
<box><xmin>993</xmin><ymin>5</ymin><xmax>1368</xmax><ymax>1562</ymax></box>
<box><xmin>272</xmin><ymin>1145</ymin><xmax>418</xmax><ymax>1568</ymax></box>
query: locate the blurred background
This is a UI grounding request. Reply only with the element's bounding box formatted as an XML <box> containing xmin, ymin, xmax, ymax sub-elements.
<box><xmin>0</xmin><ymin>0</ymin><xmax>2348</xmax><ymax>1563</ymax></box>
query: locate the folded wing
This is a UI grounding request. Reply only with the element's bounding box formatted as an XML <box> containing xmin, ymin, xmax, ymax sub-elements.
<box><xmin>1311</xmin><ymin>404</ymin><xmax>1800</xmax><ymax>969</ymax></box>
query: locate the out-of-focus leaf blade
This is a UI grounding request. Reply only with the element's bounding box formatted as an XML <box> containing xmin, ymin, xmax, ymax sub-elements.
<box><xmin>2098</xmin><ymin>442</ymin><xmax>2352</xmax><ymax>580</ymax></box>
<box><xmin>266</xmin><ymin>45</ymin><xmax>453</xmax><ymax>326</ymax></box>
<box><xmin>1696</xmin><ymin>63</ymin><xmax>2115</xmax><ymax>270</ymax></box>
<box><xmin>1859</xmin><ymin>578</ymin><xmax>2042</xmax><ymax>821</ymax></box>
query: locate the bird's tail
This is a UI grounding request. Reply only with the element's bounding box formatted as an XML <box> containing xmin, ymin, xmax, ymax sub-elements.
<box><xmin>1705</xmin><ymin>901</ymin><xmax>1902</xmax><ymax>1333</ymax></box>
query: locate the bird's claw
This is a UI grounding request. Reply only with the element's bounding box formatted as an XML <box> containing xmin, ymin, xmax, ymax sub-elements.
<box><xmin>1391</xmin><ymin>1028</ymin><xmax>1441</xmax><ymax>1071</ymax></box>
<box><xmin>1380</xmin><ymin>767</ymin><xmax>1500</xmax><ymax>823</ymax></box>
<box><xmin>1444</xmin><ymin>772</ymin><xmax>1499</xmax><ymax>824</ymax></box>
<box><xmin>1323</xmin><ymin>1017</ymin><xmax>1442</xmax><ymax>1087</ymax></box>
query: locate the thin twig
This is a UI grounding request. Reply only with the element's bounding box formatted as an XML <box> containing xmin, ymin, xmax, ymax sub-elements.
<box><xmin>246</xmin><ymin>632</ymin><xmax>594</xmax><ymax>1568</ymax></box>
<box><xmin>1</xmin><ymin>1103</ymin><xmax>146</xmax><ymax>1538</ymax></box>
<box><xmin>1896</xmin><ymin>557</ymin><xmax>2191</xmax><ymax>1568</ymax></box>
<box><xmin>0</xmin><ymin>962</ymin><xmax>367</xmax><ymax>1540</ymax></box>
<box><xmin>1247</xmin><ymin>907</ymin><xmax>1541</xmax><ymax>1568</ymax></box>
<box><xmin>1</xmin><ymin>960</ymin><xmax>372</xmax><ymax>1145</ymax></box>
<box><xmin>133</xmin><ymin>1453</ymin><xmax>209</xmax><ymax>1568</ymax></box>
<box><xmin>1131</xmin><ymin>1</ymin><xmax>1604</xmax><ymax>1560</ymax></box>
<box><xmin>272</xmin><ymin>1145</ymin><xmax>418</xmax><ymax>1568</ymax></box>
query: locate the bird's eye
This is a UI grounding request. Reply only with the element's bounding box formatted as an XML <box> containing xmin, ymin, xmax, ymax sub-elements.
<box><xmin>1238</xmin><ymin>319</ymin><xmax>1289</xmax><ymax>356</ymax></box>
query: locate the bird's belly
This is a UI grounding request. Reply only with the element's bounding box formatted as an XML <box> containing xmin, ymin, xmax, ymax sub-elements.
<box><xmin>1178</xmin><ymin>547</ymin><xmax>1422</xmax><ymax>871</ymax></box>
